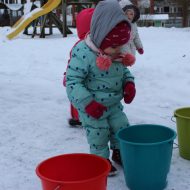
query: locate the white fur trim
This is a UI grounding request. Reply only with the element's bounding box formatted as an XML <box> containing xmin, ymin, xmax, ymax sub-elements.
<box><xmin>85</xmin><ymin>34</ymin><xmax>100</xmax><ymax>53</ymax></box>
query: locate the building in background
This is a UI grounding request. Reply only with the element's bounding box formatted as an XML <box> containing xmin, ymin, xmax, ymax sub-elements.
<box><xmin>137</xmin><ymin>0</ymin><xmax>190</xmax><ymax>27</ymax></box>
<box><xmin>0</xmin><ymin>0</ymin><xmax>24</xmax><ymax>26</ymax></box>
<box><xmin>138</xmin><ymin>13</ymin><xmax>169</xmax><ymax>27</ymax></box>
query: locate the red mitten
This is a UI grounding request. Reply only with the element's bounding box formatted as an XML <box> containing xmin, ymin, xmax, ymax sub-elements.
<box><xmin>85</xmin><ymin>100</ymin><xmax>107</xmax><ymax>119</ymax></box>
<box><xmin>137</xmin><ymin>48</ymin><xmax>144</xmax><ymax>54</ymax></box>
<box><xmin>124</xmin><ymin>82</ymin><xmax>136</xmax><ymax>104</ymax></box>
<box><xmin>122</xmin><ymin>53</ymin><xmax>136</xmax><ymax>66</ymax></box>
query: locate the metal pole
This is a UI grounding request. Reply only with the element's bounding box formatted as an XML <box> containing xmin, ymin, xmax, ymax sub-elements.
<box><xmin>150</xmin><ymin>0</ymin><xmax>154</xmax><ymax>14</ymax></box>
<box><xmin>62</xmin><ymin>0</ymin><xmax>67</xmax><ymax>37</ymax></box>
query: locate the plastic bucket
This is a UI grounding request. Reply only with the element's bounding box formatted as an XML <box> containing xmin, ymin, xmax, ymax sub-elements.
<box><xmin>174</xmin><ymin>107</ymin><xmax>190</xmax><ymax>160</ymax></box>
<box><xmin>117</xmin><ymin>124</ymin><xmax>176</xmax><ymax>190</ymax></box>
<box><xmin>36</xmin><ymin>153</ymin><xmax>110</xmax><ymax>190</ymax></box>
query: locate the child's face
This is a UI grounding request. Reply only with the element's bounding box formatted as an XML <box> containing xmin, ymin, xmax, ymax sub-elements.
<box><xmin>103</xmin><ymin>46</ymin><xmax>122</xmax><ymax>57</ymax></box>
<box><xmin>126</xmin><ymin>10</ymin><xmax>135</xmax><ymax>22</ymax></box>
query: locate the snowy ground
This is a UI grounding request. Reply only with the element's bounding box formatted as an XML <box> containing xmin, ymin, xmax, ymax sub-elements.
<box><xmin>0</xmin><ymin>27</ymin><xmax>190</xmax><ymax>190</ymax></box>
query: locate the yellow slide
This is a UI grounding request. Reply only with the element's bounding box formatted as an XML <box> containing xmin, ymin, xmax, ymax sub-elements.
<box><xmin>6</xmin><ymin>0</ymin><xmax>61</xmax><ymax>40</ymax></box>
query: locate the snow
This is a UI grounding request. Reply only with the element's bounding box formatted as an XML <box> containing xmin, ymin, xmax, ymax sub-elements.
<box><xmin>5</xmin><ymin>3</ymin><xmax>23</xmax><ymax>11</ymax></box>
<box><xmin>0</xmin><ymin>26</ymin><xmax>190</xmax><ymax>190</ymax></box>
<box><xmin>140</xmin><ymin>14</ymin><xmax>169</xmax><ymax>20</ymax></box>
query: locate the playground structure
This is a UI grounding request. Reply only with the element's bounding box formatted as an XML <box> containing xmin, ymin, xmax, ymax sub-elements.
<box><xmin>6</xmin><ymin>0</ymin><xmax>64</xmax><ymax>39</ymax></box>
<box><xmin>0</xmin><ymin>0</ymin><xmax>98</xmax><ymax>40</ymax></box>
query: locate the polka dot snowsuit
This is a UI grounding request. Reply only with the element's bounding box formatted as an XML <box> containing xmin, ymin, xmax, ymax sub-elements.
<box><xmin>66</xmin><ymin>41</ymin><xmax>135</xmax><ymax>158</ymax></box>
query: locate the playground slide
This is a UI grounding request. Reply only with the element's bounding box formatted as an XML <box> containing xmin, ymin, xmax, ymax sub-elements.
<box><xmin>6</xmin><ymin>0</ymin><xmax>61</xmax><ymax>40</ymax></box>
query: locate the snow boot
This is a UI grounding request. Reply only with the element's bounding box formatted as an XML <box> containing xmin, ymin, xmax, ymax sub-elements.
<box><xmin>107</xmin><ymin>159</ymin><xmax>118</xmax><ymax>176</ymax></box>
<box><xmin>112</xmin><ymin>149</ymin><xmax>122</xmax><ymax>166</ymax></box>
<box><xmin>68</xmin><ymin>118</ymin><xmax>82</xmax><ymax>126</ymax></box>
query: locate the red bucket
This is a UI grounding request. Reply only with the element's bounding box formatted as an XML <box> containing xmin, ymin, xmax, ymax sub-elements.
<box><xmin>36</xmin><ymin>153</ymin><xmax>110</xmax><ymax>190</ymax></box>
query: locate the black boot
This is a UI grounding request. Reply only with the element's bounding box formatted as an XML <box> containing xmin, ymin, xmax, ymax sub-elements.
<box><xmin>107</xmin><ymin>159</ymin><xmax>118</xmax><ymax>176</ymax></box>
<box><xmin>112</xmin><ymin>149</ymin><xmax>122</xmax><ymax>165</ymax></box>
<box><xmin>68</xmin><ymin>118</ymin><xmax>82</xmax><ymax>126</ymax></box>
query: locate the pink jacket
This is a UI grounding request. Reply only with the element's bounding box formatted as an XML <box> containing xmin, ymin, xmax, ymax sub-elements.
<box><xmin>63</xmin><ymin>8</ymin><xmax>94</xmax><ymax>86</ymax></box>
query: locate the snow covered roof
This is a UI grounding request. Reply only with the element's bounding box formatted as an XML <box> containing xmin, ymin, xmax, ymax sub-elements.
<box><xmin>140</xmin><ymin>14</ymin><xmax>169</xmax><ymax>21</ymax></box>
<box><xmin>6</xmin><ymin>3</ymin><xmax>23</xmax><ymax>11</ymax></box>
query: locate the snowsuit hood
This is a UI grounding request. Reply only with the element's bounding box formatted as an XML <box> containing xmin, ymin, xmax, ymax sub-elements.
<box><xmin>90</xmin><ymin>0</ymin><xmax>130</xmax><ymax>49</ymax></box>
<box><xmin>76</xmin><ymin>8</ymin><xmax>95</xmax><ymax>40</ymax></box>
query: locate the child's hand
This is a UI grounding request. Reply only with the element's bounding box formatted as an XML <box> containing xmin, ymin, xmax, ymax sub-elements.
<box><xmin>124</xmin><ymin>82</ymin><xmax>136</xmax><ymax>104</ymax></box>
<box><xmin>121</xmin><ymin>53</ymin><xmax>136</xmax><ymax>66</ymax></box>
<box><xmin>137</xmin><ymin>48</ymin><xmax>144</xmax><ymax>54</ymax></box>
<box><xmin>85</xmin><ymin>100</ymin><xmax>107</xmax><ymax>119</ymax></box>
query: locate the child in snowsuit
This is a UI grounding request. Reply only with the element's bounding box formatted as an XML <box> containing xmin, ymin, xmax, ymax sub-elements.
<box><xmin>119</xmin><ymin>0</ymin><xmax>144</xmax><ymax>55</ymax></box>
<box><xmin>63</xmin><ymin>8</ymin><xmax>94</xmax><ymax>126</ymax></box>
<box><xmin>66</xmin><ymin>0</ymin><xmax>136</xmax><ymax>175</ymax></box>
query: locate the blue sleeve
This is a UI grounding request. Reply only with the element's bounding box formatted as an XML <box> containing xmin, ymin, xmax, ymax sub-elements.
<box><xmin>123</xmin><ymin>67</ymin><xmax>135</xmax><ymax>86</ymax></box>
<box><xmin>66</xmin><ymin>50</ymin><xmax>93</xmax><ymax>112</ymax></box>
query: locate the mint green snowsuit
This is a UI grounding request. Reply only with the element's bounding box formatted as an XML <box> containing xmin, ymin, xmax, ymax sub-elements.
<box><xmin>66</xmin><ymin>0</ymin><xmax>134</xmax><ymax>159</ymax></box>
<box><xmin>66</xmin><ymin>41</ymin><xmax>134</xmax><ymax>158</ymax></box>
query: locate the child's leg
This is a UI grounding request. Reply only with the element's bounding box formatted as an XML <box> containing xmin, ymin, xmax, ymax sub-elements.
<box><xmin>69</xmin><ymin>104</ymin><xmax>81</xmax><ymax>126</ymax></box>
<box><xmin>71</xmin><ymin>104</ymin><xmax>79</xmax><ymax>120</ymax></box>
<box><xmin>83</xmin><ymin>119</ymin><xmax>110</xmax><ymax>159</ymax></box>
<box><xmin>108</xmin><ymin>103</ymin><xmax>130</xmax><ymax>150</ymax></box>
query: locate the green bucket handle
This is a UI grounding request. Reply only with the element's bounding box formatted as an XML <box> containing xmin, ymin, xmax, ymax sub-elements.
<box><xmin>171</xmin><ymin>115</ymin><xmax>179</xmax><ymax>148</ymax></box>
<box><xmin>168</xmin><ymin>140</ymin><xmax>178</xmax><ymax>149</ymax></box>
<box><xmin>173</xmin><ymin>142</ymin><xmax>179</xmax><ymax>149</ymax></box>
<box><xmin>171</xmin><ymin>112</ymin><xmax>178</xmax><ymax>123</ymax></box>
<box><xmin>171</xmin><ymin>116</ymin><xmax>176</xmax><ymax>123</ymax></box>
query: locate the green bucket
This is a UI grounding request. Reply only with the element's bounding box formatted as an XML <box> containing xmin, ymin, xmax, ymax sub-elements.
<box><xmin>174</xmin><ymin>107</ymin><xmax>190</xmax><ymax>160</ymax></box>
<box><xmin>117</xmin><ymin>124</ymin><xmax>176</xmax><ymax>190</ymax></box>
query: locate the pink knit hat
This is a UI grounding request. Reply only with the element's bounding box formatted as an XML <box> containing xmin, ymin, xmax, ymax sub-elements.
<box><xmin>100</xmin><ymin>21</ymin><xmax>131</xmax><ymax>50</ymax></box>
